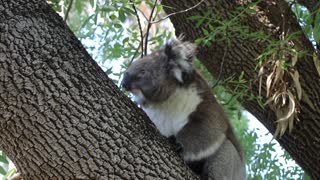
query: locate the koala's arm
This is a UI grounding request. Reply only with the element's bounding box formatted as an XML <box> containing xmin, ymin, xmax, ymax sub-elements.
<box><xmin>175</xmin><ymin>98</ymin><xmax>230</xmax><ymax>162</ymax></box>
<box><xmin>176</xmin><ymin>109</ymin><xmax>246</xmax><ymax>180</ymax></box>
<box><xmin>176</xmin><ymin>113</ymin><xmax>227</xmax><ymax>162</ymax></box>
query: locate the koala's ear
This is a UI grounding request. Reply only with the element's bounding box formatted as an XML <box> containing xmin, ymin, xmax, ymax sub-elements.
<box><xmin>164</xmin><ymin>39</ymin><xmax>197</xmax><ymax>83</ymax></box>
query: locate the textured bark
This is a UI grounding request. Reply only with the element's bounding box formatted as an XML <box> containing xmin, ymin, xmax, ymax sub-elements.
<box><xmin>162</xmin><ymin>0</ymin><xmax>320</xmax><ymax>178</ymax></box>
<box><xmin>0</xmin><ymin>0</ymin><xmax>198</xmax><ymax>179</ymax></box>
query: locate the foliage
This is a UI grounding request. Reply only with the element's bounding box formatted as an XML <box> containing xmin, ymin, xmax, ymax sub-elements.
<box><xmin>292</xmin><ymin>2</ymin><xmax>320</xmax><ymax>47</ymax></box>
<box><xmin>0</xmin><ymin>151</ymin><xmax>8</xmax><ymax>176</ymax></box>
<box><xmin>189</xmin><ymin>0</ymin><xmax>314</xmax><ymax>138</ymax></box>
<box><xmin>188</xmin><ymin>1</ymin><xmax>269</xmax><ymax>107</ymax></box>
<box><xmin>0</xmin><ymin>151</ymin><xmax>16</xmax><ymax>180</ymax></box>
<box><xmin>189</xmin><ymin>1</ymin><xmax>270</xmax><ymax>47</ymax></box>
<box><xmin>255</xmin><ymin>31</ymin><xmax>309</xmax><ymax>137</ymax></box>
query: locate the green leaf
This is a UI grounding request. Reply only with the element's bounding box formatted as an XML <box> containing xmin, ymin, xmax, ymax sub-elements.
<box><xmin>114</xmin><ymin>23</ymin><xmax>123</xmax><ymax>29</ymax></box>
<box><xmin>80</xmin><ymin>14</ymin><xmax>94</xmax><ymax>29</ymax></box>
<box><xmin>202</xmin><ymin>28</ymin><xmax>209</xmax><ymax>36</ymax></box>
<box><xmin>105</xmin><ymin>67</ymin><xmax>113</xmax><ymax>75</ymax></box>
<box><xmin>109</xmin><ymin>14</ymin><xmax>117</xmax><ymax>20</ymax></box>
<box><xmin>100</xmin><ymin>6</ymin><xmax>115</xmax><ymax>12</ymax></box>
<box><xmin>4</xmin><ymin>168</ymin><xmax>17</xmax><ymax>179</ymax></box>
<box><xmin>75</xmin><ymin>0</ymin><xmax>82</xmax><ymax>12</ymax></box>
<box><xmin>0</xmin><ymin>166</ymin><xmax>6</xmax><ymax>175</ymax></box>
<box><xmin>188</xmin><ymin>15</ymin><xmax>202</xmax><ymax>20</ymax></box>
<box><xmin>0</xmin><ymin>154</ymin><xmax>8</xmax><ymax>164</ymax></box>
<box><xmin>118</xmin><ymin>10</ymin><xmax>126</xmax><ymax>22</ymax></box>
<box><xmin>93</xmin><ymin>14</ymin><xmax>98</xmax><ymax>25</ymax></box>
<box><xmin>89</xmin><ymin>0</ymin><xmax>94</xmax><ymax>8</ymax></box>
<box><xmin>122</xmin><ymin>37</ymin><xmax>129</xmax><ymax>44</ymax></box>
<box><xmin>313</xmin><ymin>13</ymin><xmax>320</xmax><ymax>43</ymax></box>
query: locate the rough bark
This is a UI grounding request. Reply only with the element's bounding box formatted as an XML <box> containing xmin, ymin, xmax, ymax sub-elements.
<box><xmin>162</xmin><ymin>0</ymin><xmax>320</xmax><ymax>178</ymax></box>
<box><xmin>0</xmin><ymin>0</ymin><xmax>198</xmax><ymax>179</ymax></box>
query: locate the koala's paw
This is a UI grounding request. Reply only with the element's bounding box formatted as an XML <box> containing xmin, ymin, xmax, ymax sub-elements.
<box><xmin>168</xmin><ymin>136</ymin><xmax>184</xmax><ymax>154</ymax></box>
<box><xmin>175</xmin><ymin>142</ymin><xmax>184</xmax><ymax>154</ymax></box>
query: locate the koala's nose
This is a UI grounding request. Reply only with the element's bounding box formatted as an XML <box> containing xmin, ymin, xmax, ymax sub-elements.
<box><xmin>121</xmin><ymin>72</ymin><xmax>131</xmax><ymax>91</ymax></box>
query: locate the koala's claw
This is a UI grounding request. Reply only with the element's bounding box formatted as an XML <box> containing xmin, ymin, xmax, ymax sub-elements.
<box><xmin>175</xmin><ymin>142</ymin><xmax>183</xmax><ymax>154</ymax></box>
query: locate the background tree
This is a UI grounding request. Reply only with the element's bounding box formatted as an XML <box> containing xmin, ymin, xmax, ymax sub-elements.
<box><xmin>161</xmin><ymin>0</ymin><xmax>320</xmax><ymax>178</ymax></box>
<box><xmin>0</xmin><ymin>0</ymin><xmax>319</xmax><ymax>179</ymax></box>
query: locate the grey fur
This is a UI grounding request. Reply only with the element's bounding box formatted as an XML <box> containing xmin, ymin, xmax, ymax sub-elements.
<box><xmin>121</xmin><ymin>39</ymin><xmax>246</xmax><ymax>180</ymax></box>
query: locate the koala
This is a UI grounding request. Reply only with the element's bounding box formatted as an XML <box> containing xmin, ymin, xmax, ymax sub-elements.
<box><xmin>121</xmin><ymin>38</ymin><xmax>246</xmax><ymax>180</ymax></box>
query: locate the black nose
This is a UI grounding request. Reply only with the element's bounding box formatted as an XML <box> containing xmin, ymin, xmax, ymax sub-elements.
<box><xmin>121</xmin><ymin>72</ymin><xmax>131</xmax><ymax>90</ymax></box>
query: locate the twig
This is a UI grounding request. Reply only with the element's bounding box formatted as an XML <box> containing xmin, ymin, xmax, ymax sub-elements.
<box><xmin>222</xmin><ymin>94</ymin><xmax>237</xmax><ymax>106</ymax></box>
<box><xmin>212</xmin><ymin>46</ymin><xmax>228</xmax><ymax>89</ymax></box>
<box><xmin>128</xmin><ymin>41</ymin><xmax>143</xmax><ymax>67</ymax></box>
<box><xmin>136</xmin><ymin>8</ymin><xmax>149</xmax><ymax>22</ymax></box>
<box><xmin>64</xmin><ymin>0</ymin><xmax>74</xmax><ymax>22</ymax></box>
<box><xmin>150</xmin><ymin>0</ymin><xmax>205</xmax><ymax>24</ymax></box>
<box><xmin>130</xmin><ymin>0</ymin><xmax>144</xmax><ymax>58</ymax></box>
<box><xmin>144</xmin><ymin>0</ymin><xmax>158</xmax><ymax>55</ymax></box>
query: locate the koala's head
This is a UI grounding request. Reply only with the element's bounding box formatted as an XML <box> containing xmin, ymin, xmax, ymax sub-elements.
<box><xmin>121</xmin><ymin>39</ymin><xmax>197</xmax><ymax>106</ymax></box>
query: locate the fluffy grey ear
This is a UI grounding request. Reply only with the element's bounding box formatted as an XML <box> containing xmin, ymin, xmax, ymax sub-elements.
<box><xmin>165</xmin><ymin>39</ymin><xmax>197</xmax><ymax>83</ymax></box>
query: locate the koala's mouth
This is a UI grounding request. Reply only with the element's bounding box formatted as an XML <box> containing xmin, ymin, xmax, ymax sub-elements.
<box><xmin>130</xmin><ymin>88</ymin><xmax>141</xmax><ymax>94</ymax></box>
<box><xmin>130</xmin><ymin>89</ymin><xmax>147</xmax><ymax>106</ymax></box>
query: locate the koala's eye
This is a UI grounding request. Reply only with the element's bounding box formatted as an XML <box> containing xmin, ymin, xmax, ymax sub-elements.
<box><xmin>140</xmin><ymin>70</ymin><xmax>146</xmax><ymax>75</ymax></box>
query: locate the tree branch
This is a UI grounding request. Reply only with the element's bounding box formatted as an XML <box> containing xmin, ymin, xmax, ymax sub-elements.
<box><xmin>162</xmin><ymin>0</ymin><xmax>320</xmax><ymax>178</ymax></box>
<box><xmin>64</xmin><ymin>0</ymin><xmax>74</xmax><ymax>22</ymax></box>
<box><xmin>136</xmin><ymin>8</ymin><xmax>149</xmax><ymax>22</ymax></box>
<box><xmin>144</xmin><ymin>0</ymin><xmax>158</xmax><ymax>55</ymax></box>
<box><xmin>130</xmin><ymin>0</ymin><xmax>144</xmax><ymax>58</ymax></box>
<box><xmin>212</xmin><ymin>45</ymin><xmax>228</xmax><ymax>89</ymax></box>
<box><xmin>151</xmin><ymin>0</ymin><xmax>205</xmax><ymax>24</ymax></box>
<box><xmin>0</xmin><ymin>0</ymin><xmax>199</xmax><ymax>179</ymax></box>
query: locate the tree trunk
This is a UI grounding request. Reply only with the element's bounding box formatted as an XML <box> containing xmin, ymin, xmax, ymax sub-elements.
<box><xmin>0</xmin><ymin>0</ymin><xmax>198</xmax><ymax>179</ymax></box>
<box><xmin>162</xmin><ymin>0</ymin><xmax>320</xmax><ymax>178</ymax></box>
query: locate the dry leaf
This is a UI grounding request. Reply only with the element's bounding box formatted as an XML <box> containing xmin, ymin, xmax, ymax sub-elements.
<box><xmin>265</xmin><ymin>94</ymin><xmax>276</xmax><ymax>106</ymax></box>
<box><xmin>276</xmin><ymin>92</ymin><xmax>295</xmax><ymax>122</ymax></box>
<box><xmin>288</xmin><ymin>114</ymin><xmax>294</xmax><ymax>133</ymax></box>
<box><xmin>259</xmin><ymin>76</ymin><xmax>262</xmax><ymax>97</ymax></box>
<box><xmin>272</xmin><ymin>60</ymin><xmax>283</xmax><ymax>88</ymax></box>
<box><xmin>274</xmin><ymin>91</ymin><xmax>282</xmax><ymax>105</ymax></box>
<box><xmin>258</xmin><ymin>66</ymin><xmax>264</xmax><ymax>77</ymax></box>
<box><xmin>290</xmin><ymin>71</ymin><xmax>302</xmax><ymax>100</ymax></box>
<box><xmin>313</xmin><ymin>52</ymin><xmax>320</xmax><ymax>76</ymax></box>
<box><xmin>258</xmin><ymin>67</ymin><xmax>264</xmax><ymax>96</ymax></box>
<box><xmin>292</xmin><ymin>49</ymin><xmax>298</xmax><ymax>66</ymax></box>
<box><xmin>301</xmin><ymin>89</ymin><xmax>316</xmax><ymax>111</ymax></box>
<box><xmin>266</xmin><ymin>72</ymin><xmax>274</xmax><ymax>97</ymax></box>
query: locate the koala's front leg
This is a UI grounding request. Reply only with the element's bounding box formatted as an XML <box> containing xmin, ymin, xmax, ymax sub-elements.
<box><xmin>176</xmin><ymin>125</ymin><xmax>226</xmax><ymax>163</ymax></box>
<box><xmin>168</xmin><ymin>136</ymin><xmax>184</xmax><ymax>154</ymax></box>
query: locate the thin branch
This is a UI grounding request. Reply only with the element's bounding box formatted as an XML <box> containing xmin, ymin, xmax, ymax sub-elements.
<box><xmin>144</xmin><ymin>0</ymin><xmax>158</xmax><ymax>55</ymax></box>
<box><xmin>129</xmin><ymin>39</ymin><xmax>144</xmax><ymax>67</ymax></box>
<box><xmin>222</xmin><ymin>94</ymin><xmax>237</xmax><ymax>106</ymax></box>
<box><xmin>64</xmin><ymin>0</ymin><xmax>74</xmax><ymax>22</ymax></box>
<box><xmin>130</xmin><ymin>0</ymin><xmax>144</xmax><ymax>58</ymax></box>
<box><xmin>150</xmin><ymin>0</ymin><xmax>205</xmax><ymax>24</ymax></box>
<box><xmin>136</xmin><ymin>8</ymin><xmax>149</xmax><ymax>22</ymax></box>
<box><xmin>212</xmin><ymin>46</ymin><xmax>228</xmax><ymax>89</ymax></box>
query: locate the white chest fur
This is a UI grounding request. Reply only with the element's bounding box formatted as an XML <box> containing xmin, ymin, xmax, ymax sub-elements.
<box><xmin>142</xmin><ymin>85</ymin><xmax>202</xmax><ymax>137</ymax></box>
